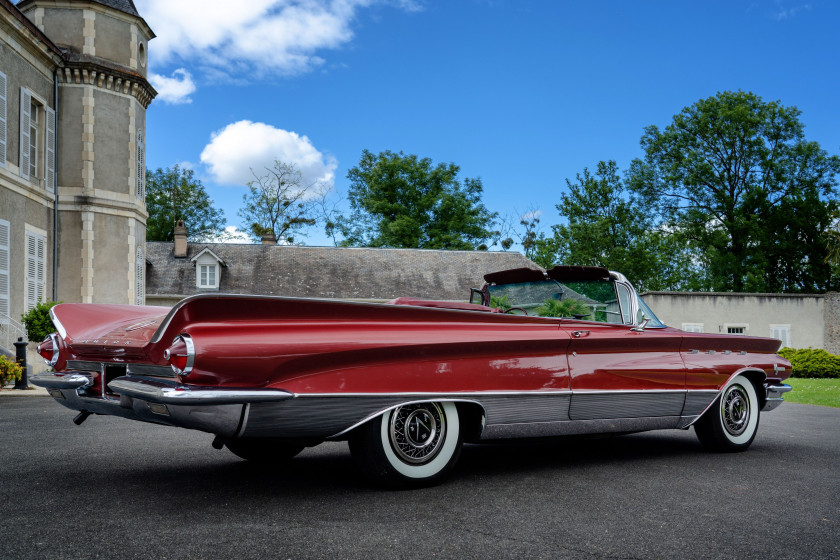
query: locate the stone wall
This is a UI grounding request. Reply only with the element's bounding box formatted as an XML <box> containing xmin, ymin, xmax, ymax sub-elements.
<box><xmin>642</xmin><ymin>292</ymin><xmax>825</xmax><ymax>349</ymax></box>
<box><xmin>823</xmin><ymin>292</ymin><xmax>840</xmax><ymax>354</ymax></box>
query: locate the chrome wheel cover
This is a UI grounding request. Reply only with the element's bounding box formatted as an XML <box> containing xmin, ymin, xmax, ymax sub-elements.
<box><xmin>389</xmin><ymin>403</ymin><xmax>447</xmax><ymax>464</ymax></box>
<box><xmin>721</xmin><ymin>384</ymin><xmax>750</xmax><ymax>436</ymax></box>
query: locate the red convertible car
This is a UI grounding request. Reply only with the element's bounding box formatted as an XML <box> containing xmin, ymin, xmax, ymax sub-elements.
<box><xmin>33</xmin><ymin>266</ymin><xmax>792</xmax><ymax>487</ymax></box>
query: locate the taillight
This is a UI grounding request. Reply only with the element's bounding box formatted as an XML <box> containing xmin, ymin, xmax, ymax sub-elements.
<box><xmin>163</xmin><ymin>334</ymin><xmax>195</xmax><ymax>376</ymax></box>
<box><xmin>37</xmin><ymin>333</ymin><xmax>60</xmax><ymax>366</ymax></box>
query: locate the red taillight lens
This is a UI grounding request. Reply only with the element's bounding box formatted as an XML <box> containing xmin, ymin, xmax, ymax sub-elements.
<box><xmin>163</xmin><ymin>334</ymin><xmax>195</xmax><ymax>376</ymax></box>
<box><xmin>37</xmin><ymin>333</ymin><xmax>60</xmax><ymax>366</ymax></box>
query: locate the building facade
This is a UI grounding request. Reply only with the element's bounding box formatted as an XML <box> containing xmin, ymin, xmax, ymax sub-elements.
<box><xmin>642</xmin><ymin>291</ymin><xmax>840</xmax><ymax>352</ymax></box>
<box><xmin>0</xmin><ymin>0</ymin><xmax>155</xmax><ymax>349</ymax></box>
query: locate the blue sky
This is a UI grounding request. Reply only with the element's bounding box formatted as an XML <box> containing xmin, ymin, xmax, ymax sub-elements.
<box><xmin>136</xmin><ymin>0</ymin><xmax>840</xmax><ymax>246</ymax></box>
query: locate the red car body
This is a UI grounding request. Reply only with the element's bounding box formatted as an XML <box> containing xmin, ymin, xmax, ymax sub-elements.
<box><xmin>33</xmin><ymin>266</ymin><xmax>792</xmax><ymax>486</ymax></box>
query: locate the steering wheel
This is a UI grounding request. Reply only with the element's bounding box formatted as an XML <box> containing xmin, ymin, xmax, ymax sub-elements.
<box><xmin>504</xmin><ymin>307</ymin><xmax>529</xmax><ymax>316</ymax></box>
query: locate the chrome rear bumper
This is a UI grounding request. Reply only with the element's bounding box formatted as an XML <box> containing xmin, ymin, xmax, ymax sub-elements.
<box><xmin>763</xmin><ymin>383</ymin><xmax>793</xmax><ymax>411</ymax></box>
<box><xmin>31</xmin><ymin>374</ymin><xmax>293</xmax><ymax>437</ymax></box>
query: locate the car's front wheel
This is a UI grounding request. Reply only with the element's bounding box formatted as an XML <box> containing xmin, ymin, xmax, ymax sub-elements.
<box><xmin>349</xmin><ymin>401</ymin><xmax>463</xmax><ymax>487</ymax></box>
<box><xmin>225</xmin><ymin>438</ymin><xmax>305</xmax><ymax>463</ymax></box>
<box><xmin>694</xmin><ymin>374</ymin><xmax>760</xmax><ymax>452</ymax></box>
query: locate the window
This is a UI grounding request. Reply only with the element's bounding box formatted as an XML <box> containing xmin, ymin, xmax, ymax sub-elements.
<box><xmin>19</xmin><ymin>88</ymin><xmax>54</xmax><ymax>189</ymax></box>
<box><xmin>682</xmin><ymin>323</ymin><xmax>704</xmax><ymax>333</ymax></box>
<box><xmin>0</xmin><ymin>70</ymin><xmax>7</xmax><ymax>168</ymax></box>
<box><xmin>770</xmin><ymin>325</ymin><xmax>791</xmax><ymax>348</ymax></box>
<box><xmin>198</xmin><ymin>264</ymin><xmax>217</xmax><ymax>288</ymax></box>
<box><xmin>0</xmin><ymin>219</ymin><xmax>9</xmax><ymax>320</ymax></box>
<box><xmin>191</xmin><ymin>248</ymin><xmax>224</xmax><ymax>290</ymax></box>
<box><xmin>135</xmin><ymin>247</ymin><xmax>144</xmax><ymax>305</ymax></box>
<box><xmin>25</xmin><ymin>230</ymin><xmax>46</xmax><ymax>312</ymax></box>
<box><xmin>136</xmin><ymin>129</ymin><xmax>145</xmax><ymax>199</ymax></box>
<box><xmin>725</xmin><ymin>324</ymin><xmax>748</xmax><ymax>335</ymax></box>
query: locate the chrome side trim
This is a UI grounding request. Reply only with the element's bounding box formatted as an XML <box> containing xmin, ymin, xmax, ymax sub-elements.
<box><xmin>294</xmin><ymin>390</ymin><xmax>573</xmax><ymax>398</ymax></box>
<box><xmin>125</xmin><ymin>363</ymin><xmax>177</xmax><ymax>377</ymax></box>
<box><xmin>107</xmin><ymin>376</ymin><xmax>294</xmax><ymax>405</ymax></box>
<box><xmin>66</xmin><ymin>360</ymin><xmax>102</xmax><ymax>371</ymax></box>
<box><xmin>682</xmin><ymin>390</ymin><xmax>719</xmax><ymax>417</ymax></box>
<box><xmin>480</xmin><ymin>416</ymin><xmax>682</xmax><ymax>440</ymax></box>
<box><xmin>243</xmin><ymin>391</ymin><xmax>713</xmax><ymax>440</ymax></box>
<box><xmin>50</xmin><ymin>306</ymin><xmax>67</xmax><ymax>339</ymax></box>
<box><xmin>31</xmin><ymin>373</ymin><xmax>92</xmax><ymax>390</ymax></box>
<box><xmin>763</xmin><ymin>383</ymin><xmax>792</xmax><ymax>411</ymax></box>
<box><xmin>677</xmin><ymin>415</ymin><xmax>699</xmax><ymax>429</ymax></box>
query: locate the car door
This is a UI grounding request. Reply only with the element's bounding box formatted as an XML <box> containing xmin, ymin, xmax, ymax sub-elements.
<box><xmin>565</xmin><ymin>324</ymin><xmax>687</xmax><ymax>421</ymax></box>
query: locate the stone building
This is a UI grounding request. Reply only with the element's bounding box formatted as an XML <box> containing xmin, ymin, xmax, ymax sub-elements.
<box><xmin>642</xmin><ymin>291</ymin><xmax>840</xmax><ymax>353</ymax></box>
<box><xmin>0</xmin><ymin>0</ymin><xmax>155</xmax><ymax>349</ymax></box>
<box><xmin>145</xmin><ymin>231</ymin><xmax>539</xmax><ymax>307</ymax></box>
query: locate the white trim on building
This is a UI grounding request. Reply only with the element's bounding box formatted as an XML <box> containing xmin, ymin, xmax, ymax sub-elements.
<box><xmin>0</xmin><ymin>70</ymin><xmax>7</xmax><ymax>168</ymax></box>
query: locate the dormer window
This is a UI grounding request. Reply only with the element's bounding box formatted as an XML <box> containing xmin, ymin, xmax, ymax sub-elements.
<box><xmin>190</xmin><ymin>248</ymin><xmax>226</xmax><ymax>290</ymax></box>
<box><xmin>198</xmin><ymin>263</ymin><xmax>217</xmax><ymax>288</ymax></box>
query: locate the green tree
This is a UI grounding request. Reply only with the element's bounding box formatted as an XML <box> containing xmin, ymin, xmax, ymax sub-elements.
<box><xmin>239</xmin><ymin>161</ymin><xmax>319</xmax><ymax>244</ymax></box>
<box><xmin>339</xmin><ymin>150</ymin><xmax>499</xmax><ymax>250</ymax></box>
<box><xmin>537</xmin><ymin>160</ymin><xmax>698</xmax><ymax>291</ymax></box>
<box><xmin>145</xmin><ymin>166</ymin><xmax>226</xmax><ymax>242</ymax></box>
<box><xmin>631</xmin><ymin>90</ymin><xmax>840</xmax><ymax>292</ymax></box>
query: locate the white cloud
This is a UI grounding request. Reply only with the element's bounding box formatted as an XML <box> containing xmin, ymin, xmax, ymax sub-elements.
<box><xmin>520</xmin><ymin>209</ymin><xmax>542</xmax><ymax>222</ymax></box>
<box><xmin>200</xmin><ymin>120</ymin><xmax>337</xmax><ymax>191</ymax></box>
<box><xmin>771</xmin><ymin>1</ymin><xmax>811</xmax><ymax>20</ymax></box>
<box><xmin>211</xmin><ymin>225</ymin><xmax>254</xmax><ymax>244</ymax></box>
<box><xmin>135</xmin><ymin>0</ymin><xmax>421</xmax><ymax>78</ymax></box>
<box><xmin>149</xmin><ymin>68</ymin><xmax>196</xmax><ymax>104</ymax></box>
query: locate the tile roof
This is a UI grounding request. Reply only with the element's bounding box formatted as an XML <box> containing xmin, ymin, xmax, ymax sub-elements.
<box><xmin>17</xmin><ymin>0</ymin><xmax>140</xmax><ymax>17</ymax></box>
<box><xmin>146</xmin><ymin>243</ymin><xmax>539</xmax><ymax>301</ymax></box>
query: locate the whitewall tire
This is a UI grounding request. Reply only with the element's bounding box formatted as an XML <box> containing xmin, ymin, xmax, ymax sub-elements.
<box><xmin>695</xmin><ymin>374</ymin><xmax>760</xmax><ymax>452</ymax></box>
<box><xmin>349</xmin><ymin>401</ymin><xmax>463</xmax><ymax>487</ymax></box>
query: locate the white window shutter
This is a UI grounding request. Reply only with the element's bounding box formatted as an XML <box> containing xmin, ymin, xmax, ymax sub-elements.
<box><xmin>0</xmin><ymin>71</ymin><xmax>7</xmax><ymax>168</ymax></box>
<box><xmin>26</xmin><ymin>232</ymin><xmax>37</xmax><ymax>311</ymax></box>
<box><xmin>25</xmin><ymin>231</ymin><xmax>46</xmax><ymax>312</ymax></box>
<box><xmin>19</xmin><ymin>88</ymin><xmax>31</xmax><ymax>180</ymax></box>
<box><xmin>0</xmin><ymin>220</ymin><xmax>9</xmax><ymax>319</ymax></box>
<box><xmin>45</xmin><ymin>106</ymin><xmax>55</xmax><ymax>192</ymax></box>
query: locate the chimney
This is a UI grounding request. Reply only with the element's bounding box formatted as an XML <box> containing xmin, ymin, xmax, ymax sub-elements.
<box><xmin>260</xmin><ymin>232</ymin><xmax>277</xmax><ymax>245</ymax></box>
<box><xmin>174</xmin><ymin>220</ymin><xmax>188</xmax><ymax>257</ymax></box>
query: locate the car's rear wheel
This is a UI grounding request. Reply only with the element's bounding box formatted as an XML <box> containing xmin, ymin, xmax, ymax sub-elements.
<box><xmin>694</xmin><ymin>374</ymin><xmax>760</xmax><ymax>452</ymax></box>
<box><xmin>349</xmin><ymin>401</ymin><xmax>462</xmax><ymax>488</ymax></box>
<box><xmin>225</xmin><ymin>438</ymin><xmax>305</xmax><ymax>463</ymax></box>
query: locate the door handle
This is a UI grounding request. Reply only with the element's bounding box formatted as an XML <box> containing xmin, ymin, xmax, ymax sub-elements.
<box><xmin>571</xmin><ymin>330</ymin><xmax>590</xmax><ymax>338</ymax></box>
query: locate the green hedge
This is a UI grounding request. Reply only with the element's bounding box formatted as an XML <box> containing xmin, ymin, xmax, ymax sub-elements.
<box><xmin>21</xmin><ymin>300</ymin><xmax>60</xmax><ymax>343</ymax></box>
<box><xmin>778</xmin><ymin>348</ymin><xmax>840</xmax><ymax>379</ymax></box>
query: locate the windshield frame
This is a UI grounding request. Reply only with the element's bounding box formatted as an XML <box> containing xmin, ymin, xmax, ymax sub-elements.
<box><xmin>475</xmin><ymin>268</ymin><xmax>667</xmax><ymax>328</ymax></box>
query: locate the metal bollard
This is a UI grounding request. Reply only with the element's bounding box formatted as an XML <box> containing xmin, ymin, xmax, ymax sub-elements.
<box><xmin>13</xmin><ymin>337</ymin><xmax>29</xmax><ymax>390</ymax></box>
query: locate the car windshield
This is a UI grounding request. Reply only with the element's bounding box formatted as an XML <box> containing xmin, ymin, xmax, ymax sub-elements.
<box><xmin>487</xmin><ymin>278</ymin><xmax>664</xmax><ymax>327</ymax></box>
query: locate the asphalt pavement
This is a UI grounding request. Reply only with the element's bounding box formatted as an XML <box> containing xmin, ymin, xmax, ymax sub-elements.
<box><xmin>0</xmin><ymin>397</ymin><xmax>837</xmax><ymax>559</ymax></box>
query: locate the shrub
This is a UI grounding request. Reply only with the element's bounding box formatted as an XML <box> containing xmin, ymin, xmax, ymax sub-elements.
<box><xmin>0</xmin><ymin>354</ymin><xmax>23</xmax><ymax>387</ymax></box>
<box><xmin>21</xmin><ymin>300</ymin><xmax>60</xmax><ymax>343</ymax></box>
<box><xmin>535</xmin><ymin>298</ymin><xmax>592</xmax><ymax>319</ymax></box>
<box><xmin>778</xmin><ymin>347</ymin><xmax>840</xmax><ymax>379</ymax></box>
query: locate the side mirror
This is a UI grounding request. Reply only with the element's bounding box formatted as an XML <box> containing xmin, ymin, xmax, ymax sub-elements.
<box><xmin>470</xmin><ymin>288</ymin><xmax>485</xmax><ymax>306</ymax></box>
<box><xmin>631</xmin><ymin>316</ymin><xmax>651</xmax><ymax>332</ymax></box>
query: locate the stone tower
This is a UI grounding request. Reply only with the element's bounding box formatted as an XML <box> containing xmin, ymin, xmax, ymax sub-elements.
<box><xmin>16</xmin><ymin>0</ymin><xmax>155</xmax><ymax>305</ymax></box>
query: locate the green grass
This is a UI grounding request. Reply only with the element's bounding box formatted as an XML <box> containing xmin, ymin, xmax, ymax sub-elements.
<box><xmin>783</xmin><ymin>378</ymin><xmax>840</xmax><ymax>408</ymax></box>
